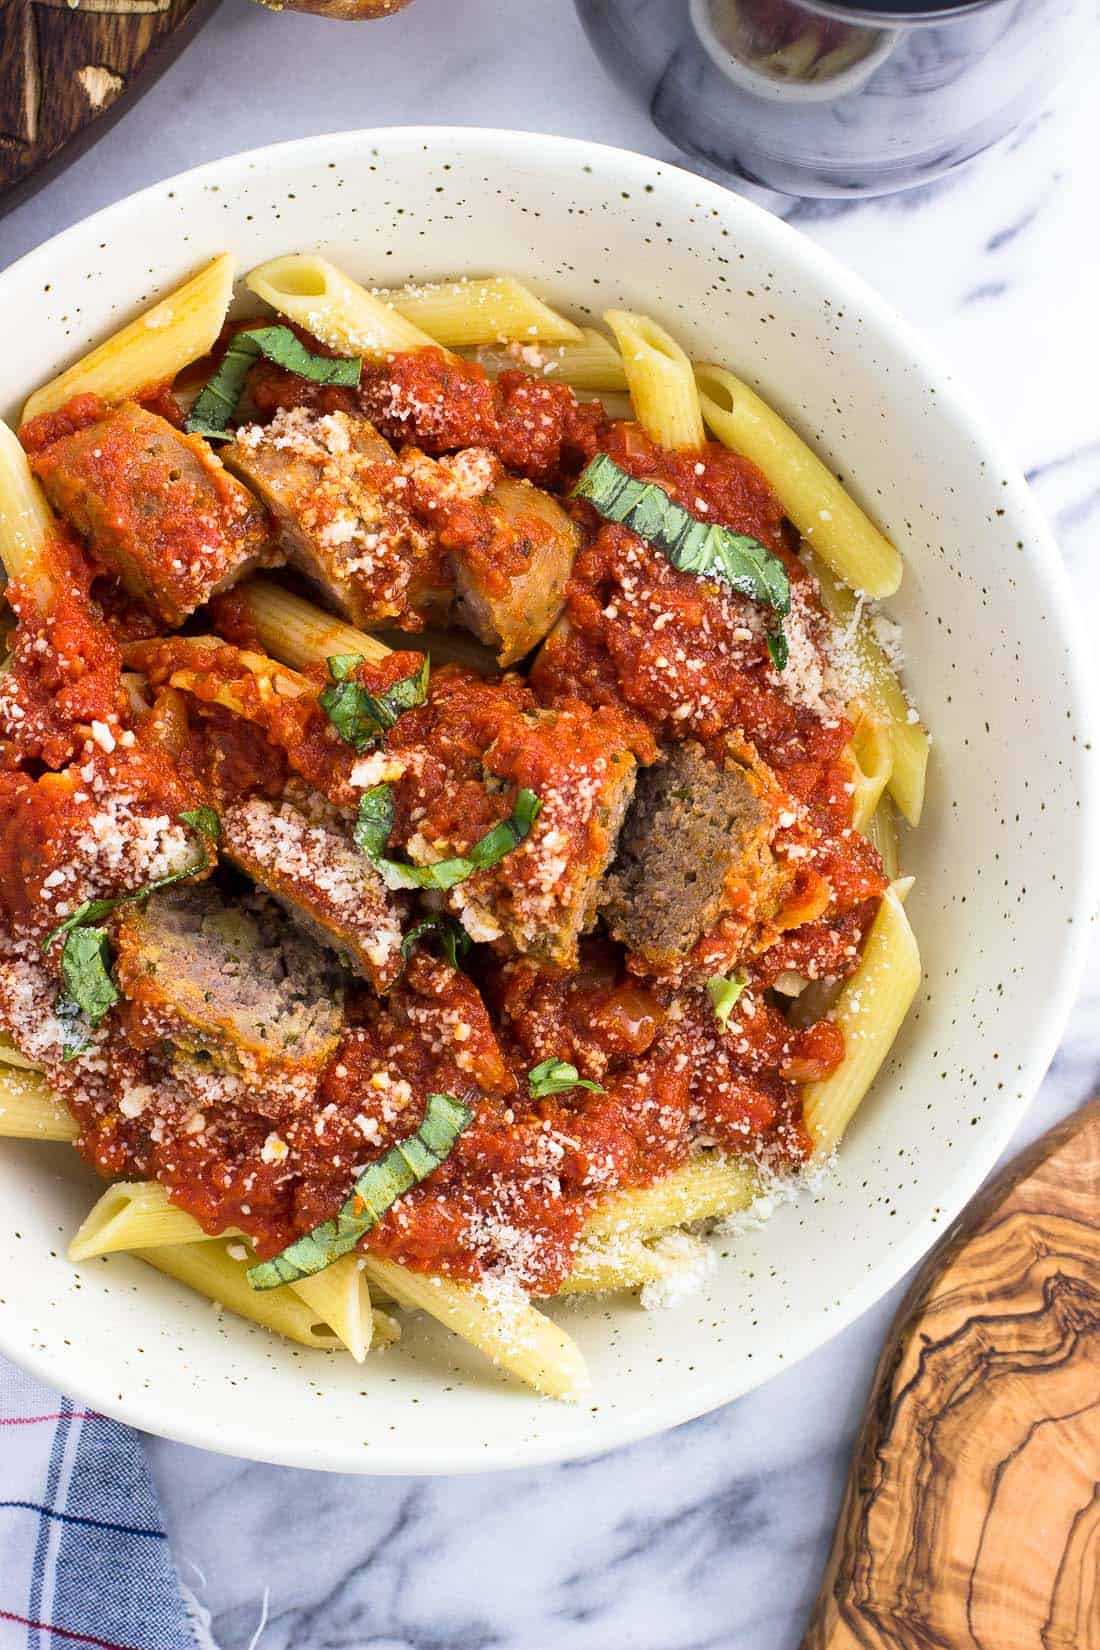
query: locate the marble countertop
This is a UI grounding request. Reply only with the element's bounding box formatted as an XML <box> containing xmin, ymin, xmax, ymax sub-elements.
<box><xmin>4</xmin><ymin>4</ymin><xmax>1099</xmax><ymax>1645</ymax></box>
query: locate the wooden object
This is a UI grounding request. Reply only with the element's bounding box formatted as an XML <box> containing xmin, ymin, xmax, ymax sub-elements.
<box><xmin>0</xmin><ymin>0</ymin><xmax>218</xmax><ymax>203</ymax></box>
<box><xmin>266</xmin><ymin>0</ymin><xmax>411</xmax><ymax>17</ymax></box>
<box><xmin>805</xmin><ymin>1097</ymin><xmax>1100</xmax><ymax>1650</ymax></box>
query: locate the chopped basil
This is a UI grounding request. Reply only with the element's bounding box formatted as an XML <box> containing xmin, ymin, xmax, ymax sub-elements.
<box><xmin>573</xmin><ymin>453</ymin><xmax>790</xmax><ymax>666</ymax></box>
<box><xmin>180</xmin><ymin>806</ymin><xmax>221</xmax><ymax>843</ymax></box>
<box><xmin>766</xmin><ymin>628</ymin><xmax>789</xmax><ymax>672</ymax></box>
<box><xmin>185</xmin><ymin>326</ymin><xmax>362</xmax><ymax>441</ymax></box>
<box><xmin>400</xmin><ymin>914</ymin><xmax>472</xmax><ymax>970</ymax></box>
<box><xmin>707</xmin><ymin>971</ymin><xmax>748</xmax><ymax>1028</ymax></box>
<box><xmin>320</xmin><ymin>655</ymin><xmax>429</xmax><ymax>752</ymax></box>
<box><xmin>528</xmin><ymin>1058</ymin><xmax>604</xmax><ymax>1099</ymax></box>
<box><xmin>354</xmin><ymin>783</ymin><xmax>542</xmax><ymax>894</ymax></box>
<box><xmin>247</xmin><ymin>1091</ymin><xmax>472</xmax><ymax>1289</ymax></box>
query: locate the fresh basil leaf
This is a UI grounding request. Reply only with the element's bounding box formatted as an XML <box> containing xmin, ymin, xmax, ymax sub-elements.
<box><xmin>573</xmin><ymin>453</ymin><xmax>791</xmax><ymax>666</ymax></box>
<box><xmin>320</xmin><ymin>655</ymin><xmax>429</xmax><ymax>752</ymax></box>
<box><xmin>180</xmin><ymin>806</ymin><xmax>221</xmax><ymax>843</ymax></box>
<box><xmin>766</xmin><ymin>628</ymin><xmax>789</xmax><ymax>671</ymax></box>
<box><xmin>185</xmin><ymin>326</ymin><xmax>362</xmax><ymax>441</ymax></box>
<box><xmin>354</xmin><ymin>783</ymin><xmax>542</xmax><ymax>894</ymax></box>
<box><xmin>528</xmin><ymin>1057</ymin><xmax>604</xmax><ymax>1099</ymax></box>
<box><xmin>247</xmin><ymin>1091</ymin><xmax>472</xmax><ymax>1289</ymax></box>
<box><xmin>400</xmin><ymin>915</ymin><xmax>472</xmax><ymax>970</ymax></box>
<box><xmin>60</xmin><ymin>927</ymin><xmax>119</xmax><ymax>1024</ymax></box>
<box><xmin>706</xmin><ymin>971</ymin><xmax>748</xmax><ymax>1028</ymax></box>
<box><xmin>327</xmin><ymin>654</ymin><xmax>364</xmax><ymax>683</ymax></box>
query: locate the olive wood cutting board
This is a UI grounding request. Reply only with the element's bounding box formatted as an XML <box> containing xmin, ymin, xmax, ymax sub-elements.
<box><xmin>804</xmin><ymin>1095</ymin><xmax>1100</xmax><ymax>1649</ymax></box>
<box><xmin>0</xmin><ymin>0</ymin><xmax>219</xmax><ymax>205</ymax></box>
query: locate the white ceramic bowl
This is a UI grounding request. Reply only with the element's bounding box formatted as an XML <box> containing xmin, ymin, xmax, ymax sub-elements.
<box><xmin>1</xmin><ymin>129</ymin><xmax>1095</xmax><ymax>1474</ymax></box>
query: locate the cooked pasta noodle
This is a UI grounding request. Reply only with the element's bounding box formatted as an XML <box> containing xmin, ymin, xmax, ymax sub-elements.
<box><xmin>22</xmin><ymin>254</ymin><xmax>234</xmax><ymax>425</ymax></box>
<box><xmin>0</xmin><ymin>1068</ymin><xmax>77</xmax><ymax>1141</ymax></box>
<box><xmin>470</xmin><ymin>326</ymin><xmax>628</xmax><ymax>394</ymax></box>
<box><xmin>234</xmin><ymin>579</ymin><xmax>392</xmax><ymax>670</ymax></box>
<box><xmin>604</xmin><ymin>310</ymin><xmax>706</xmax><ymax>450</ymax></box>
<box><xmin>0</xmin><ymin>419</ymin><xmax>57</xmax><ymax>609</ymax></box>
<box><xmin>361</xmin><ymin>1254</ymin><xmax>589</xmax><ymax>1400</ymax></box>
<box><xmin>246</xmin><ymin>254</ymin><xmax>437</xmax><ymax>359</ymax></box>
<box><xmin>800</xmin><ymin>884</ymin><xmax>921</xmax><ymax>1157</ymax></box>
<box><xmin>377</xmin><ymin>277</ymin><xmax>582</xmax><ymax>347</ymax></box>
<box><xmin>809</xmin><ymin>552</ymin><xmax>929</xmax><ymax>825</ymax></box>
<box><xmin>695</xmin><ymin>362</ymin><xmax>902</xmax><ymax>598</ymax></box>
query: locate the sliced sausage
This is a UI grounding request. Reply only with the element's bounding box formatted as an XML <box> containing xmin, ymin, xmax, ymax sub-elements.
<box><xmin>31</xmin><ymin>403</ymin><xmax>275</xmax><ymax>626</ymax></box>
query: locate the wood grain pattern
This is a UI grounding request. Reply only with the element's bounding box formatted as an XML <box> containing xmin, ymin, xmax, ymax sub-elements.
<box><xmin>805</xmin><ymin>1097</ymin><xmax>1100</xmax><ymax>1650</ymax></box>
<box><xmin>0</xmin><ymin>0</ymin><xmax>214</xmax><ymax>201</ymax></box>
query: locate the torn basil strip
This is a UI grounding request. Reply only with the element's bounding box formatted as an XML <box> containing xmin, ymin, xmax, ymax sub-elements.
<box><xmin>320</xmin><ymin>655</ymin><xmax>429</xmax><ymax>752</ymax></box>
<box><xmin>180</xmin><ymin>806</ymin><xmax>221</xmax><ymax>843</ymax></box>
<box><xmin>528</xmin><ymin>1058</ymin><xmax>604</xmax><ymax>1099</ymax></box>
<box><xmin>247</xmin><ymin>1091</ymin><xmax>472</xmax><ymax>1290</ymax></box>
<box><xmin>572</xmin><ymin>452</ymin><xmax>790</xmax><ymax>665</ymax></box>
<box><xmin>185</xmin><ymin>326</ymin><xmax>362</xmax><ymax>441</ymax></box>
<box><xmin>400</xmin><ymin>914</ymin><xmax>472</xmax><ymax>970</ymax></box>
<box><xmin>354</xmin><ymin>783</ymin><xmax>542</xmax><ymax>894</ymax></box>
<box><xmin>707</xmin><ymin>971</ymin><xmax>748</xmax><ymax>1028</ymax></box>
<box><xmin>53</xmin><ymin>929</ymin><xmax>120</xmax><ymax>1062</ymax></box>
<box><xmin>766</xmin><ymin>628</ymin><xmax>789</xmax><ymax>672</ymax></box>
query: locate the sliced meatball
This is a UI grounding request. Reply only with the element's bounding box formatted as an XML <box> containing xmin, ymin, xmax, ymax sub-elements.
<box><xmin>222</xmin><ymin>406</ymin><xmax>447</xmax><ymax>628</ymax></box>
<box><xmin>451</xmin><ymin>477</ymin><xmax>580</xmax><ymax>666</ymax></box>
<box><xmin>115</xmin><ymin>883</ymin><xmax>344</xmax><ymax>1083</ymax></box>
<box><xmin>30</xmin><ymin>403</ymin><xmax>276</xmax><ymax>627</ymax></box>
<box><xmin>601</xmin><ymin>742</ymin><xmax>777</xmax><ymax>971</ymax></box>
<box><xmin>221</xmin><ymin>796</ymin><xmax>404</xmax><ymax>993</ymax></box>
<box><xmin>431</xmin><ymin>706</ymin><xmax>640</xmax><ymax>969</ymax></box>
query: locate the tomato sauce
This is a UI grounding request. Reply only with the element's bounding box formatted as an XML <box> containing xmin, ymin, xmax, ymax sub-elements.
<box><xmin>0</xmin><ymin>343</ymin><xmax>892</xmax><ymax>1298</ymax></box>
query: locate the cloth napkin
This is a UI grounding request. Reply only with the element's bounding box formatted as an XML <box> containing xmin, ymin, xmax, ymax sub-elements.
<box><xmin>0</xmin><ymin>1355</ymin><xmax>214</xmax><ymax>1650</ymax></box>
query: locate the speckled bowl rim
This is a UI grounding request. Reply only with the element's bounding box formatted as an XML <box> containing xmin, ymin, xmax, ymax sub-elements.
<box><xmin>2</xmin><ymin>128</ymin><xmax>1097</xmax><ymax>1475</ymax></box>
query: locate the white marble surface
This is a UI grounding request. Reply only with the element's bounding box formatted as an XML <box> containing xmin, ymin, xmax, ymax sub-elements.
<box><xmin>4</xmin><ymin>4</ymin><xmax>1099</xmax><ymax>1645</ymax></box>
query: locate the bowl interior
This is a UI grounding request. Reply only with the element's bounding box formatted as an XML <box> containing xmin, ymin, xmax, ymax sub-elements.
<box><xmin>1</xmin><ymin>129</ymin><xmax>1093</xmax><ymax>1473</ymax></box>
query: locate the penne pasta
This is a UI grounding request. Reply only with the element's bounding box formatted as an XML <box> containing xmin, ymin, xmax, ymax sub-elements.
<box><xmin>809</xmin><ymin>552</ymin><xmax>929</xmax><ymax>825</ymax></box>
<box><xmin>0</xmin><ymin>1034</ymin><xmax>40</xmax><ymax>1071</ymax></box>
<box><xmin>694</xmin><ymin>363</ymin><xmax>902</xmax><ymax>598</ymax></box>
<box><xmin>848</xmin><ymin>708</ymin><xmax>894</xmax><ymax>833</ymax></box>
<box><xmin>0</xmin><ymin>419</ymin><xmax>58</xmax><ymax>611</ymax></box>
<box><xmin>583</xmin><ymin>1154</ymin><xmax>757</xmax><ymax>1244</ymax></box>
<box><xmin>360</xmin><ymin>1255</ymin><xmax>590</xmax><ymax>1400</ymax></box>
<box><xmin>71</xmin><ymin>1181</ymin><xmax>372</xmax><ymax>1360</ymax></box>
<box><xmin>246</xmin><ymin>254</ymin><xmax>436</xmax><ymax>360</ymax></box>
<box><xmin>800</xmin><ymin>883</ymin><xmax>921</xmax><ymax>1158</ymax></box>
<box><xmin>69</xmin><ymin>1179</ymin><xmax>222</xmax><ymax>1261</ymax></box>
<box><xmin>377</xmin><ymin>276</ymin><xmax>582</xmax><ymax>347</ymax></box>
<box><xmin>232</xmin><ymin>579</ymin><xmax>392</xmax><ymax>670</ymax></box>
<box><xmin>604</xmin><ymin>310</ymin><xmax>706</xmax><ymax>450</ymax></box>
<box><xmin>154</xmin><ymin>634</ymin><xmax>313</xmax><ymax>721</ymax></box>
<box><xmin>558</xmin><ymin>1231</ymin><xmax>709</xmax><ymax>1296</ymax></box>
<box><xmin>866</xmin><ymin>797</ymin><xmax>900</xmax><ymax>880</ymax></box>
<box><xmin>280</xmin><ymin>1257</ymin><xmax>374</xmax><ymax>1363</ymax></box>
<box><xmin>469</xmin><ymin>325</ymin><xmax>629</xmax><ymax>394</ymax></box>
<box><xmin>136</xmin><ymin>1240</ymin><xmax>345</xmax><ymax>1352</ymax></box>
<box><xmin>0</xmin><ymin>1067</ymin><xmax>77</xmax><ymax>1141</ymax></box>
<box><xmin>22</xmin><ymin>254</ymin><xmax>235</xmax><ymax>425</ymax></box>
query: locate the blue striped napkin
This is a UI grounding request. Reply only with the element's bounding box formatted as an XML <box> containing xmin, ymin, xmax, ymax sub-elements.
<box><xmin>0</xmin><ymin>1355</ymin><xmax>213</xmax><ymax>1650</ymax></box>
